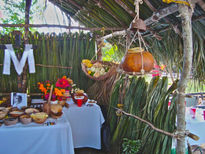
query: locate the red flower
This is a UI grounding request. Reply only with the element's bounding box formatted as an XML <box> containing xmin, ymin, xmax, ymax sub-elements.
<box><xmin>56</xmin><ymin>78</ymin><xmax>70</xmax><ymax>89</ymax></box>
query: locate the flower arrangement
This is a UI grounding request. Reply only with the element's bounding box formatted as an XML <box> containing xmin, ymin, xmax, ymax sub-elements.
<box><xmin>82</xmin><ymin>59</ymin><xmax>109</xmax><ymax>78</ymax></box>
<box><xmin>38</xmin><ymin>76</ymin><xmax>73</xmax><ymax>101</ymax></box>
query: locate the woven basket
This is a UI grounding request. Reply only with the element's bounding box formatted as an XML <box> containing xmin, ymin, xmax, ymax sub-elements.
<box><xmin>81</xmin><ymin>60</ymin><xmax>117</xmax><ymax>81</ymax></box>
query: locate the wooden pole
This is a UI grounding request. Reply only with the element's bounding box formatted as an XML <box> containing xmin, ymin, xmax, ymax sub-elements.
<box><xmin>21</xmin><ymin>0</ymin><xmax>32</xmax><ymax>93</ymax></box>
<box><xmin>96</xmin><ymin>40</ymin><xmax>103</xmax><ymax>61</ymax></box>
<box><xmin>176</xmin><ymin>4</ymin><xmax>193</xmax><ymax>154</ymax></box>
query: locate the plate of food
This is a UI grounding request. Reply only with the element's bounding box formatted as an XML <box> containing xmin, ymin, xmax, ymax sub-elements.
<box><xmin>9</xmin><ymin>110</ymin><xmax>24</xmax><ymax>118</ymax></box>
<box><xmin>31</xmin><ymin>112</ymin><xmax>48</xmax><ymax>124</ymax></box>
<box><xmin>85</xmin><ymin>99</ymin><xmax>97</xmax><ymax>106</ymax></box>
<box><xmin>25</xmin><ymin>108</ymin><xmax>39</xmax><ymax>114</ymax></box>
<box><xmin>50</xmin><ymin>104</ymin><xmax>63</xmax><ymax>119</ymax></box>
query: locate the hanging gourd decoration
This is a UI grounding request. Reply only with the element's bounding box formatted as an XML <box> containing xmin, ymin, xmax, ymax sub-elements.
<box><xmin>121</xmin><ymin>47</ymin><xmax>154</xmax><ymax>73</ymax></box>
<box><xmin>120</xmin><ymin>0</ymin><xmax>155</xmax><ymax>74</ymax></box>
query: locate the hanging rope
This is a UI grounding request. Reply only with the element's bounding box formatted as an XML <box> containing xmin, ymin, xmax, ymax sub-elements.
<box><xmin>127</xmin><ymin>0</ymin><xmax>146</xmax><ymax>74</ymax></box>
<box><xmin>134</xmin><ymin>0</ymin><xmax>143</xmax><ymax>20</ymax></box>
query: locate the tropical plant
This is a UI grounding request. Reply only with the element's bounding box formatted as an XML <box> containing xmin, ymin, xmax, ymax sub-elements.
<box><xmin>0</xmin><ymin>0</ymin><xmax>45</xmax><ymax>34</ymax></box>
<box><xmin>122</xmin><ymin>138</ymin><xmax>141</xmax><ymax>154</ymax></box>
<box><xmin>102</xmin><ymin>43</ymin><xmax>124</xmax><ymax>63</ymax></box>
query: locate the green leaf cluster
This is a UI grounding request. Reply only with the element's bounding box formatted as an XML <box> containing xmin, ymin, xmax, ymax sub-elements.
<box><xmin>108</xmin><ymin>76</ymin><xmax>178</xmax><ymax>154</ymax></box>
<box><xmin>122</xmin><ymin>138</ymin><xmax>141</xmax><ymax>154</ymax></box>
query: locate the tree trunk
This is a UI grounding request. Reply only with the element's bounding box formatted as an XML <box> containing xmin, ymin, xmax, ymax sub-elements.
<box><xmin>176</xmin><ymin>4</ymin><xmax>193</xmax><ymax>154</ymax></box>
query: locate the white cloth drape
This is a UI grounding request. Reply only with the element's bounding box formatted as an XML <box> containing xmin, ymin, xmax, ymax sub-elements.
<box><xmin>3</xmin><ymin>44</ymin><xmax>35</xmax><ymax>75</ymax></box>
<box><xmin>63</xmin><ymin>100</ymin><xmax>105</xmax><ymax>149</ymax></box>
<box><xmin>0</xmin><ymin>116</ymin><xmax>74</xmax><ymax>154</ymax></box>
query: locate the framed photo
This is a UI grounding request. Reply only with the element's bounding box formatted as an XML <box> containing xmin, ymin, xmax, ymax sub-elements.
<box><xmin>11</xmin><ymin>92</ymin><xmax>27</xmax><ymax>109</ymax></box>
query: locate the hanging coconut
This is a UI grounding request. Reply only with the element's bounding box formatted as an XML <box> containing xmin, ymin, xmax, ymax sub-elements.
<box><xmin>121</xmin><ymin>47</ymin><xmax>154</xmax><ymax>73</ymax></box>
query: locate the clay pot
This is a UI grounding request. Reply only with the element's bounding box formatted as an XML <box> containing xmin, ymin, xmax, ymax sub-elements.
<box><xmin>130</xmin><ymin>18</ymin><xmax>146</xmax><ymax>32</ymax></box>
<box><xmin>121</xmin><ymin>47</ymin><xmax>154</xmax><ymax>73</ymax></box>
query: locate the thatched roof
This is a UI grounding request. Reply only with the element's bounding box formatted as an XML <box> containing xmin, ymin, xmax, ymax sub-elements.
<box><xmin>49</xmin><ymin>0</ymin><xmax>205</xmax><ymax>33</ymax></box>
<box><xmin>49</xmin><ymin>0</ymin><xmax>205</xmax><ymax>81</ymax></box>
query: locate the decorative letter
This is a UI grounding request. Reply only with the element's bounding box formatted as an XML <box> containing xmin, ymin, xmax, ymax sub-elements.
<box><xmin>3</xmin><ymin>44</ymin><xmax>36</xmax><ymax>75</ymax></box>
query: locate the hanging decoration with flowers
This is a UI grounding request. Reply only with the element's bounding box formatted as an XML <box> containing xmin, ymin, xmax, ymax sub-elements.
<box><xmin>81</xmin><ymin>59</ymin><xmax>117</xmax><ymax>81</ymax></box>
<box><xmin>37</xmin><ymin>76</ymin><xmax>73</xmax><ymax>101</ymax></box>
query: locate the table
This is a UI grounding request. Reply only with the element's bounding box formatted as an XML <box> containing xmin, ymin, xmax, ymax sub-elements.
<box><xmin>172</xmin><ymin>107</ymin><xmax>205</xmax><ymax>150</ymax></box>
<box><xmin>0</xmin><ymin>115</ymin><xmax>74</xmax><ymax>154</ymax></box>
<box><xmin>63</xmin><ymin>100</ymin><xmax>105</xmax><ymax>149</ymax></box>
<box><xmin>185</xmin><ymin>107</ymin><xmax>205</xmax><ymax>145</ymax></box>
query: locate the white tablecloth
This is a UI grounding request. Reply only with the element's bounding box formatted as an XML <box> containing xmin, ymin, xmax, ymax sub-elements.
<box><xmin>63</xmin><ymin>100</ymin><xmax>105</xmax><ymax>149</ymax></box>
<box><xmin>185</xmin><ymin>107</ymin><xmax>205</xmax><ymax>145</ymax></box>
<box><xmin>0</xmin><ymin>115</ymin><xmax>74</xmax><ymax>154</ymax></box>
<box><xmin>172</xmin><ymin>107</ymin><xmax>205</xmax><ymax>148</ymax></box>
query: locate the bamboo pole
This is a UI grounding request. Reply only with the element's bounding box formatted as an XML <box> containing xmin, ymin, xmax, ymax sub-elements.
<box><xmin>0</xmin><ymin>63</ymin><xmax>72</xmax><ymax>69</ymax></box>
<box><xmin>176</xmin><ymin>4</ymin><xmax>193</xmax><ymax>154</ymax></box>
<box><xmin>0</xmin><ymin>24</ymin><xmax>124</xmax><ymax>31</ymax></box>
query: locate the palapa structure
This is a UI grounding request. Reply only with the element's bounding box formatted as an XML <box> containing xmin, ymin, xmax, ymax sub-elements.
<box><xmin>0</xmin><ymin>0</ymin><xmax>205</xmax><ymax>153</ymax></box>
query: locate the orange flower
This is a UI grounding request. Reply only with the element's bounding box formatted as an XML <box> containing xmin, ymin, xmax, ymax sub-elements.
<box><xmin>38</xmin><ymin>76</ymin><xmax>73</xmax><ymax>101</ymax></box>
<box><xmin>39</xmin><ymin>83</ymin><xmax>44</xmax><ymax>89</ymax></box>
<box><xmin>54</xmin><ymin>88</ymin><xmax>63</xmax><ymax>96</ymax></box>
<box><xmin>44</xmin><ymin>90</ymin><xmax>47</xmax><ymax>94</ymax></box>
<box><xmin>67</xmin><ymin>78</ymin><xmax>73</xmax><ymax>85</ymax></box>
<box><xmin>62</xmin><ymin>76</ymin><xmax>67</xmax><ymax>79</ymax></box>
<box><xmin>60</xmin><ymin>89</ymin><xmax>66</xmax><ymax>93</ymax></box>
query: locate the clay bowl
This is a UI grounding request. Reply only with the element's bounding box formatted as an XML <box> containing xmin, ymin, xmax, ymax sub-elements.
<box><xmin>20</xmin><ymin>114</ymin><xmax>32</xmax><ymax>124</ymax></box>
<box><xmin>9</xmin><ymin>111</ymin><xmax>24</xmax><ymax>118</ymax></box>
<box><xmin>0</xmin><ymin>110</ymin><xmax>8</xmax><ymax>120</ymax></box>
<box><xmin>4</xmin><ymin>117</ymin><xmax>18</xmax><ymax>126</ymax></box>
<box><xmin>10</xmin><ymin>107</ymin><xmax>19</xmax><ymax>111</ymax></box>
<box><xmin>33</xmin><ymin>118</ymin><xmax>47</xmax><ymax>124</ymax></box>
<box><xmin>50</xmin><ymin>112</ymin><xmax>63</xmax><ymax>119</ymax></box>
<box><xmin>0</xmin><ymin>107</ymin><xmax>6</xmax><ymax>111</ymax></box>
